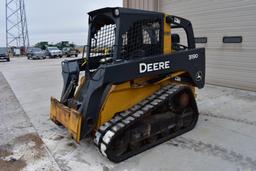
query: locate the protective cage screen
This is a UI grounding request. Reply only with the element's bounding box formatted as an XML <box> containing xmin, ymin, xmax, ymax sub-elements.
<box><xmin>89</xmin><ymin>24</ymin><xmax>116</xmax><ymax>58</ymax></box>
<box><xmin>121</xmin><ymin>19</ymin><xmax>162</xmax><ymax>59</ymax></box>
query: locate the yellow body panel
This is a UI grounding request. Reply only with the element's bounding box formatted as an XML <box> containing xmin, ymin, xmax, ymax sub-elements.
<box><xmin>163</xmin><ymin>14</ymin><xmax>172</xmax><ymax>55</ymax></box>
<box><xmin>98</xmin><ymin>81</ymin><xmax>165</xmax><ymax>128</ymax></box>
<box><xmin>97</xmin><ymin>73</ymin><xmax>194</xmax><ymax>128</ymax></box>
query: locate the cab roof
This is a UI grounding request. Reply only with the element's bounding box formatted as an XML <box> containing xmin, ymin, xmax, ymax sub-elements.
<box><xmin>88</xmin><ymin>7</ymin><xmax>163</xmax><ymax>17</ymax></box>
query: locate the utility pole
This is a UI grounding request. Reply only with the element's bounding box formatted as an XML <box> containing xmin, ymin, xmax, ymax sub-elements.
<box><xmin>5</xmin><ymin>0</ymin><xmax>30</xmax><ymax>55</ymax></box>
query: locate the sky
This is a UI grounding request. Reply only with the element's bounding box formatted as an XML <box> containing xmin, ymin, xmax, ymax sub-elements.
<box><xmin>0</xmin><ymin>0</ymin><xmax>123</xmax><ymax>46</ymax></box>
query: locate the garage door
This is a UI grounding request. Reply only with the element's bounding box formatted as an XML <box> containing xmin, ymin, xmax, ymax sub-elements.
<box><xmin>123</xmin><ymin>0</ymin><xmax>157</xmax><ymax>11</ymax></box>
<box><xmin>124</xmin><ymin>0</ymin><xmax>256</xmax><ymax>91</ymax></box>
<box><xmin>159</xmin><ymin>0</ymin><xmax>256</xmax><ymax>91</ymax></box>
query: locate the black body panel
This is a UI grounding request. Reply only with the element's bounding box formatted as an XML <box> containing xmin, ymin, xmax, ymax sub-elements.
<box><xmin>103</xmin><ymin>48</ymin><xmax>205</xmax><ymax>88</ymax></box>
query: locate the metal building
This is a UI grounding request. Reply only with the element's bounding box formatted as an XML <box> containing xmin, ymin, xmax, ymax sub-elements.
<box><xmin>123</xmin><ymin>0</ymin><xmax>256</xmax><ymax>91</ymax></box>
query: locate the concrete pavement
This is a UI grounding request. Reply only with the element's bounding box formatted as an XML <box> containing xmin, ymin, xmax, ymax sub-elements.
<box><xmin>0</xmin><ymin>72</ymin><xmax>60</xmax><ymax>171</ymax></box>
<box><xmin>0</xmin><ymin>57</ymin><xmax>256</xmax><ymax>171</ymax></box>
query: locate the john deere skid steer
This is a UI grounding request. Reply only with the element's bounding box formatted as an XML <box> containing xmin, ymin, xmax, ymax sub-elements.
<box><xmin>50</xmin><ymin>7</ymin><xmax>205</xmax><ymax>162</ymax></box>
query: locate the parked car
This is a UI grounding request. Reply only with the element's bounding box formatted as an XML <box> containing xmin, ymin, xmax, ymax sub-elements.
<box><xmin>27</xmin><ymin>47</ymin><xmax>46</xmax><ymax>60</ymax></box>
<box><xmin>46</xmin><ymin>47</ymin><xmax>62</xmax><ymax>58</ymax></box>
<box><xmin>62</xmin><ymin>47</ymin><xmax>79</xmax><ymax>57</ymax></box>
<box><xmin>0</xmin><ymin>48</ymin><xmax>10</xmax><ymax>62</ymax></box>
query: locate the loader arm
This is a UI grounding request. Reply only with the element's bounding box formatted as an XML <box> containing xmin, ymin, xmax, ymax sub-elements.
<box><xmin>60</xmin><ymin>56</ymin><xmax>102</xmax><ymax>105</ymax></box>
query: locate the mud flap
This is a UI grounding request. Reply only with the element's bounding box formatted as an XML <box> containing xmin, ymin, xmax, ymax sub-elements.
<box><xmin>50</xmin><ymin>97</ymin><xmax>82</xmax><ymax>142</ymax></box>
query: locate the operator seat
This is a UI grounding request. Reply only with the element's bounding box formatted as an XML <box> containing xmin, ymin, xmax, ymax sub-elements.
<box><xmin>172</xmin><ymin>34</ymin><xmax>181</xmax><ymax>51</ymax></box>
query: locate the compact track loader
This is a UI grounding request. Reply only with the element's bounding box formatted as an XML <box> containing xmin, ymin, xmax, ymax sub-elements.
<box><xmin>50</xmin><ymin>7</ymin><xmax>205</xmax><ymax>162</ymax></box>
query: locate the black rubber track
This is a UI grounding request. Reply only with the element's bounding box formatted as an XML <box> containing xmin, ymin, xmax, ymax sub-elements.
<box><xmin>107</xmin><ymin>115</ymin><xmax>198</xmax><ymax>162</ymax></box>
<box><xmin>96</xmin><ymin>84</ymin><xmax>199</xmax><ymax>163</ymax></box>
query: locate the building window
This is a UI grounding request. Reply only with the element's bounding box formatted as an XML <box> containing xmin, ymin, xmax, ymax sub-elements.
<box><xmin>223</xmin><ymin>36</ymin><xmax>242</xmax><ymax>43</ymax></box>
<box><xmin>195</xmin><ymin>37</ymin><xmax>207</xmax><ymax>44</ymax></box>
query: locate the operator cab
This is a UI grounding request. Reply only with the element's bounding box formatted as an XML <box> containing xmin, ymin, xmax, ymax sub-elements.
<box><xmin>86</xmin><ymin>7</ymin><xmax>164</xmax><ymax>70</ymax></box>
<box><xmin>86</xmin><ymin>8</ymin><xmax>195</xmax><ymax>70</ymax></box>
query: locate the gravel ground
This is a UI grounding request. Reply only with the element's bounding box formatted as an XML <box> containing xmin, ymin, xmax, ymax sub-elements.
<box><xmin>0</xmin><ymin>57</ymin><xmax>256</xmax><ymax>171</ymax></box>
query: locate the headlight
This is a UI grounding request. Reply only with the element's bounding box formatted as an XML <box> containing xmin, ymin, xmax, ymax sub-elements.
<box><xmin>114</xmin><ymin>8</ymin><xmax>119</xmax><ymax>17</ymax></box>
